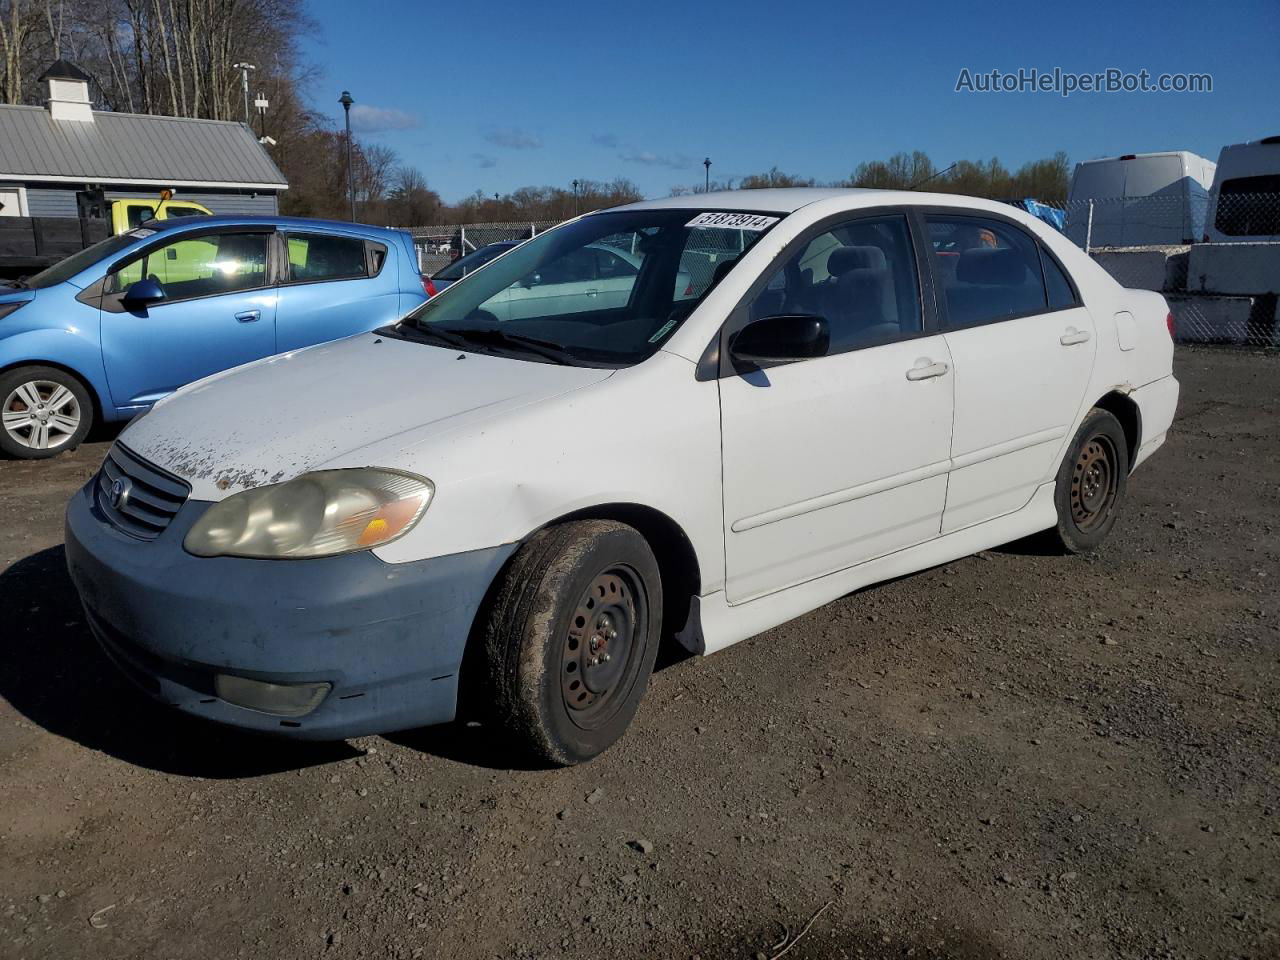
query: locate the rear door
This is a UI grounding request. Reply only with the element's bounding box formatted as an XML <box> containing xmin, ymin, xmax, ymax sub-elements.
<box><xmin>274</xmin><ymin>231</ymin><xmax>399</xmax><ymax>352</ymax></box>
<box><xmin>98</xmin><ymin>228</ymin><xmax>277</xmax><ymax>407</ymax></box>
<box><xmin>922</xmin><ymin>212</ymin><xmax>1096</xmax><ymax>534</ymax></box>
<box><xmin>718</xmin><ymin>211</ymin><xmax>954</xmax><ymax>603</ymax></box>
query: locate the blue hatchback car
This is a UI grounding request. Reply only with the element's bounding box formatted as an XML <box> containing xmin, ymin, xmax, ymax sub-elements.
<box><xmin>0</xmin><ymin>216</ymin><xmax>426</xmax><ymax>459</ymax></box>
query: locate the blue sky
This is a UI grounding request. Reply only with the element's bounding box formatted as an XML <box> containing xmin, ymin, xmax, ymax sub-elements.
<box><xmin>301</xmin><ymin>0</ymin><xmax>1278</xmax><ymax>203</ymax></box>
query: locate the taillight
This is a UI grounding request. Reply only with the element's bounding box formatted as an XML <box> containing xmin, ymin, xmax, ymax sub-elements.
<box><xmin>422</xmin><ymin>275</ymin><xmax>437</xmax><ymax>298</ymax></box>
<box><xmin>1166</xmin><ymin>311</ymin><xmax>1175</xmax><ymax>339</ymax></box>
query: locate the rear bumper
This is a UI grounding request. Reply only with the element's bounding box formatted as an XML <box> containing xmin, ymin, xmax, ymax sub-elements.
<box><xmin>65</xmin><ymin>482</ymin><xmax>515</xmax><ymax>739</ymax></box>
<box><xmin>1131</xmin><ymin>374</ymin><xmax>1180</xmax><ymax>469</ymax></box>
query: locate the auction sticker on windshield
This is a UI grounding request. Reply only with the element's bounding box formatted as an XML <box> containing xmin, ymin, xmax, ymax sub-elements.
<box><xmin>685</xmin><ymin>212</ymin><xmax>779</xmax><ymax>231</ymax></box>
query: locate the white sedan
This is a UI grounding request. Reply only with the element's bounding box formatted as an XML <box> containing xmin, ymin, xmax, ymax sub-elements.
<box><xmin>65</xmin><ymin>189</ymin><xmax>1178</xmax><ymax>765</ymax></box>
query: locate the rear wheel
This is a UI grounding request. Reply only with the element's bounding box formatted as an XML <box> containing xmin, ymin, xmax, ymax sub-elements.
<box><xmin>481</xmin><ymin>520</ymin><xmax>662</xmax><ymax>766</ymax></box>
<box><xmin>0</xmin><ymin>366</ymin><xmax>93</xmax><ymax>459</ymax></box>
<box><xmin>1047</xmin><ymin>407</ymin><xmax>1129</xmax><ymax>553</ymax></box>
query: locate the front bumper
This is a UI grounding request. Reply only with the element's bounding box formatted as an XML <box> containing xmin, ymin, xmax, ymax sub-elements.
<box><xmin>64</xmin><ymin>481</ymin><xmax>515</xmax><ymax>739</ymax></box>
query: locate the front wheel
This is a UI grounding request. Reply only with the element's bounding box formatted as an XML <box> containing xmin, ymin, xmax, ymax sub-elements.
<box><xmin>0</xmin><ymin>365</ymin><xmax>94</xmax><ymax>459</ymax></box>
<box><xmin>1047</xmin><ymin>407</ymin><xmax>1130</xmax><ymax>553</ymax></box>
<box><xmin>480</xmin><ymin>520</ymin><xmax>662</xmax><ymax>766</ymax></box>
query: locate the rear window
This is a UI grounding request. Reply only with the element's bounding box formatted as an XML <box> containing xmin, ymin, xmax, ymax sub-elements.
<box><xmin>1214</xmin><ymin>175</ymin><xmax>1280</xmax><ymax>236</ymax></box>
<box><xmin>286</xmin><ymin>234</ymin><xmax>372</xmax><ymax>282</ymax></box>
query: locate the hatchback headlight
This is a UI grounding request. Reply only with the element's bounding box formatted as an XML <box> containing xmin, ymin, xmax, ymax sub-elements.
<box><xmin>184</xmin><ymin>468</ymin><xmax>433</xmax><ymax>559</ymax></box>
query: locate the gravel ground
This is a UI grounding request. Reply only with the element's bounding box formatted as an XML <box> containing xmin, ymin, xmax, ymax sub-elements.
<box><xmin>1</xmin><ymin>347</ymin><xmax>1276</xmax><ymax>960</ymax></box>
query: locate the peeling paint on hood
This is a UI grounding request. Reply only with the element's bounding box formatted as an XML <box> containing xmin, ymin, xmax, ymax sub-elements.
<box><xmin>120</xmin><ymin>333</ymin><xmax>614</xmax><ymax>502</ymax></box>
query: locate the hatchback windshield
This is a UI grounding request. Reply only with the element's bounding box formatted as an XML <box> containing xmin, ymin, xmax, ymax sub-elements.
<box><xmin>21</xmin><ymin>230</ymin><xmax>148</xmax><ymax>289</ymax></box>
<box><xmin>397</xmin><ymin>209</ymin><xmax>778</xmax><ymax>366</ymax></box>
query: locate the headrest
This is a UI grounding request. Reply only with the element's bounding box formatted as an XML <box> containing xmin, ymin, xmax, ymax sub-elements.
<box><xmin>828</xmin><ymin>245</ymin><xmax>886</xmax><ymax>276</ymax></box>
<box><xmin>956</xmin><ymin>247</ymin><xmax>1028</xmax><ymax>286</ymax></box>
<box><xmin>711</xmin><ymin>259</ymin><xmax>737</xmax><ymax>286</ymax></box>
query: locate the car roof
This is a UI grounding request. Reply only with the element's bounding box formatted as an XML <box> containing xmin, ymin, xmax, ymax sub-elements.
<box><xmin>609</xmin><ymin>187</ymin><xmax>884</xmax><ymax>214</ymax></box>
<box><xmin>145</xmin><ymin>215</ymin><xmax>408</xmax><ymax>240</ymax></box>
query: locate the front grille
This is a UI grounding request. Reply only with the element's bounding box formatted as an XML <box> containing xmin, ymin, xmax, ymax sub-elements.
<box><xmin>94</xmin><ymin>444</ymin><xmax>190</xmax><ymax>540</ymax></box>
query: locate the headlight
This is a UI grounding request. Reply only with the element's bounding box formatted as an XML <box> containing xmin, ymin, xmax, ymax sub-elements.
<box><xmin>184</xmin><ymin>468</ymin><xmax>433</xmax><ymax>559</ymax></box>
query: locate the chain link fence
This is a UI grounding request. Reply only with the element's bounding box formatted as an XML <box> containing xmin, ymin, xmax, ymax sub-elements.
<box><xmin>1044</xmin><ymin>193</ymin><xmax>1280</xmax><ymax>347</ymax></box>
<box><xmin>402</xmin><ymin>194</ymin><xmax>1280</xmax><ymax>348</ymax></box>
<box><xmin>406</xmin><ymin>221</ymin><xmax>558</xmax><ymax>277</ymax></box>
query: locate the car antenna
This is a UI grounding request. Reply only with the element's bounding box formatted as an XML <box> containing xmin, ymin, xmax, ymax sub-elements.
<box><xmin>909</xmin><ymin>163</ymin><xmax>957</xmax><ymax>190</ymax></box>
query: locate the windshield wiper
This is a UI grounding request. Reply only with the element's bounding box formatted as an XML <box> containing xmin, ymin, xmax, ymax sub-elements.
<box><xmin>443</xmin><ymin>327</ymin><xmax>578</xmax><ymax>364</ymax></box>
<box><xmin>392</xmin><ymin>320</ymin><xmax>472</xmax><ymax>350</ymax></box>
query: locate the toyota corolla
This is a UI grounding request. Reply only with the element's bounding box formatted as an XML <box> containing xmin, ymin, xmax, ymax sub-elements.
<box><xmin>65</xmin><ymin>189</ymin><xmax>1178</xmax><ymax>765</ymax></box>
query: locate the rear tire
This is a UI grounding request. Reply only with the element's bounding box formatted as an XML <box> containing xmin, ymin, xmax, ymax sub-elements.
<box><xmin>0</xmin><ymin>365</ymin><xmax>93</xmax><ymax>459</ymax></box>
<box><xmin>1047</xmin><ymin>407</ymin><xmax>1129</xmax><ymax>554</ymax></box>
<box><xmin>481</xmin><ymin>520</ymin><xmax>662</xmax><ymax>766</ymax></box>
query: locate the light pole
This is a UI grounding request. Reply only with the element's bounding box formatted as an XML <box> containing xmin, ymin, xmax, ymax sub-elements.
<box><xmin>703</xmin><ymin>157</ymin><xmax>711</xmax><ymax>192</ymax></box>
<box><xmin>339</xmin><ymin>90</ymin><xmax>356</xmax><ymax>222</ymax></box>
<box><xmin>233</xmin><ymin>62</ymin><xmax>255</xmax><ymax>123</ymax></box>
<box><xmin>572</xmin><ymin>178</ymin><xmax>580</xmax><ymax>214</ymax></box>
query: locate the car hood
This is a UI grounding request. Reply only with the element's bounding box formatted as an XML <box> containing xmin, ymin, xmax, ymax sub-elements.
<box><xmin>121</xmin><ymin>332</ymin><xmax>615</xmax><ymax>501</ymax></box>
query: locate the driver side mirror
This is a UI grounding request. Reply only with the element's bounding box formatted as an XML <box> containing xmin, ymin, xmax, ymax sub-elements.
<box><xmin>730</xmin><ymin>314</ymin><xmax>829</xmax><ymax>365</ymax></box>
<box><xmin>519</xmin><ymin>272</ymin><xmax>542</xmax><ymax>289</ymax></box>
<box><xmin>122</xmin><ymin>277</ymin><xmax>167</xmax><ymax>306</ymax></box>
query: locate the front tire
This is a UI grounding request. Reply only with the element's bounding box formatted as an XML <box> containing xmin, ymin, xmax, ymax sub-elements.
<box><xmin>0</xmin><ymin>365</ymin><xmax>93</xmax><ymax>459</ymax></box>
<box><xmin>481</xmin><ymin>520</ymin><xmax>662</xmax><ymax>766</ymax></box>
<box><xmin>1048</xmin><ymin>407</ymin><xmax>1129</xmax><ymax>553</ymax></box>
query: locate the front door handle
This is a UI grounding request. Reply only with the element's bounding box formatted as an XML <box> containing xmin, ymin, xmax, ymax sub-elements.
<box><xmin>906</xmin><ymin>360</ymin><xmax>949</xmax><ymax>381</ymax></box>
<box><xmin>235</xmin><ymin>310</ymin><xmax>261</xmax><ymax>323</ymax></box>
<box><xmin>585</xmin><ymin>288</ymin><xmax>599</xmax><ymax>297</ymax></box>
<box><xmin>1060</xmin><ymin>327</ymin><xmax>1091</xmax><ymax>346</ymax></box>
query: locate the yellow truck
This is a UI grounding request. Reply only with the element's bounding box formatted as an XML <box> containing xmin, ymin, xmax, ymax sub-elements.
<box><xmin>0</xmin><ymin>193</ymin><xmax>212</xmax><ymax>283</ymax></box>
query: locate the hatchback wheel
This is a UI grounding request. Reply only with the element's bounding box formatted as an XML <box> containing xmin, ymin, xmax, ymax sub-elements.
<box><xmin>481</xmin><ymin>520</ymin><xmax>662</xmax><ymax>765</ymax></box>
<box><xmin>0</xmin><ymin>366</ymin><xmax>93</xmax><ymax>459</ymax></box>
<box><xmin>1048</xmin><ymin>407</ymin><xmax>1129</xmax><ymax>553</ymax></box>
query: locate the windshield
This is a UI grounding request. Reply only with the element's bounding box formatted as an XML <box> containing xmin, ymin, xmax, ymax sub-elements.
<box><xmin>433</xmin><ymin>242</ymin><xmax>518</xmax><ymax>281</ymax></box>
<box><xmin>399</xmin><ymin>209</ymin><xmax>778</xmax><ymax>366</ymax></box>
<box><xmin>22</xmin><ymin>230</ymin><xmax>151</xmax><ymax>289</ymax></box>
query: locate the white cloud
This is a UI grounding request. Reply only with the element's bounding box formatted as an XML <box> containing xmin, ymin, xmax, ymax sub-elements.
<box><xmin>348</xmin><ymin>104</ymin><xmax>418</xmax><ymax>133</ymax></box>
<box><xmin>483</xmin><ymin>127</ymin><xmax>543</xmax><ymax>150</ymax></box>
<box><xmin>619</xmin><ymin>148</ymin><xmax>694</xmax><ymax>170</ymax></box>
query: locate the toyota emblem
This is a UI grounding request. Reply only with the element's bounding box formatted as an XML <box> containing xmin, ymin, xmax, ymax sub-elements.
<box><xmin>110</xmin><ymin>477</ymin><xmax>133</xmax><ymax>510</ymax></box>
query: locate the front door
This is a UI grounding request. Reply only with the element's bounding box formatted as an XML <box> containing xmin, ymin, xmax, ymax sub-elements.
<box><xmin>719</xmin><ymin>213</ymin><xmax>954</xmax><ymax>603</ymax></box>
<box><xmin>99</xmin><ymin>229</ymin><xmax>277</xmax><ymax>408</ymax></box>
<box><xmin>922</xmin><ymin>213</ymin><xmax>1098</xmax><ymax>534</ymax></box>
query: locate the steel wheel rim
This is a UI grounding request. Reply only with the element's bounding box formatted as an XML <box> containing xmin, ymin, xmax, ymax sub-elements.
<box><xmin>561</xmin><ymin>565</ymin><xmax>647</xmax><ymax>730</ymax></box>
<box><xmin>2</xmin><ymin>380</ymin><xmax>81</xmax><ymax>450</ymax></box>
<box><xmin>1070</xmin><ymin>434</ymin><xmax>1117</xmax><ymax>530</ymax></box>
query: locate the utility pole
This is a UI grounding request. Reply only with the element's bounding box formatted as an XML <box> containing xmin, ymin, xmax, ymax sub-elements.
<box><xmin>339</xmin><ymin>90</ymin><xmax>356</xmax><ymax>222</ymax></box>
<box><xmin>703</xmin><ymin>157</ymin><xmax>711</xmax><ymax>192</ymax></box>
<box><xmin>233</xmin><ymin>62</ymin><xmax>255</xmax><ymax>123</ymax></box>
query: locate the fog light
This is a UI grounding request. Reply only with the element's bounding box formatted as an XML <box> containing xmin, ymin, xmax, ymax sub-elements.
<box><xmin>214</xmin><ymin>674</ymin><xmax>331</xmax><ymax>717</ymax></box>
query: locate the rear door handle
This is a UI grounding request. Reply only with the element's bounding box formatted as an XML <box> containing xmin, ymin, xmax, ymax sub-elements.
<box><xmin>235</xmin><ymin>310</ymin><xmax>261</xmax><ymax>323</ymax></box>
<box><xmin>906</xmin><ymin>360</ymin><xmax>949</xmax><ymax>381</ymax></box>
<box><xmin>1060</xmin><ymin>327</ymin><xmax>1091</xmax><ymax>346</ymax></box>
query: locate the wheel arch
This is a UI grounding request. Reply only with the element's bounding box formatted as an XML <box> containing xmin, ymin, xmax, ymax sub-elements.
<box><xmin>0</xmin><ymin>358</ymin><xmax>105</xmax><ymax>430</ymax></box>
<box><xmin>1093</xmin><ymin>389</ymin><xmax>1142</xmax><ymax>471</ymax></box>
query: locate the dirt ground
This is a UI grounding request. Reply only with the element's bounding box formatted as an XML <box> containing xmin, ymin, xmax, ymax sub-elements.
<box><xmin>1</xmin><ymin>347</ymin><xmax>1276</xmax><ymax>960</ymax></box>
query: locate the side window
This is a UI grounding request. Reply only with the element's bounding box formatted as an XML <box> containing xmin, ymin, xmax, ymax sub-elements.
<box><xmin>926</xmin><ymin>215</ymin><xmax>1047</xmax><ymax>328</ymax></box>
<box><xmin>127</xmin><ymin>204</ymin><xmax>156</xmax><ymax>229</ymax></box>
<box><xmin>533</xmin><ymin>247</ymin><xmax>598</xmax><ymax>286</ymax></box>
<box><xmin>747</xmin><ymin>214</ymin><xmax>922</xmax><ymax>353</ymax></box>
<box><xmin>164</xmin><ymin>205</ymin><xmax>206</xmax><ymax>219</ymax></box>
<box><xmin>109</xmin><ymin>232</ymin><xmax>269</xmax><ymax>300</ymax></box>
<box><xmin>594</xmin><ymin>248</ymin><xmax>638</xmax><ymax>280</ymax></box>
<box><xmin>286</xmin><ymin>233</ymin><xmax>370</xmax><ymax>282</ymax></box>
<box><xmin>1041</xmin><ymin>247</ymin><xmax>1077</xmax><ymax>310</ymax></box>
